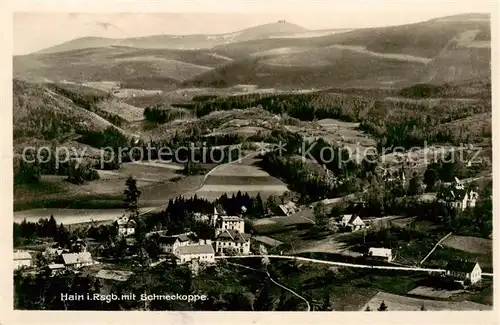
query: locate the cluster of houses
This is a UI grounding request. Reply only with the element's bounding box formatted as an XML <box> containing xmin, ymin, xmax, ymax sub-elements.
<box><xmin>154</xmin><ymin>206</ymin><xmax>251</xmax><ymax>270</ymax></box>
<box><xmin>438</xmin><ymin>178</ymin><xmax>479</xmax><ymax>212</ymax></box>
<box><xmin>13</xmin><ymin>238</ymin><xmax>97</xmax><ymax>276</ymax></box>
<box><xmin>43</xmin><ymin>239</ymin><xmax>97</xmax><ymax>276</ymax></box>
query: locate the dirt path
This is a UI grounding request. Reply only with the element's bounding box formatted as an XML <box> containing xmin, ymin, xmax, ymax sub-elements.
<box><xmin>419</xmin><ymin>232</ymin><xmax>453</xmax><ymax>265</ymax></box>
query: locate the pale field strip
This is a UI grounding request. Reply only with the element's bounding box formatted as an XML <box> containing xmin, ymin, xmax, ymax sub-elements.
<box><xmin>360</xmin><ymin>291</ymin><xmax>491</xmax><ymax>311</ymax></box>
<box><xmin>130</xmin><ymin>160</ymin><xmax>184</xmax><ymax>170</ymax></box>
<box><xmin>196</xmin><ymin>184</ymin><xmax>289</xmax><ymax>192</ymax></box>
<box><xmin>14</xmin><ymin>207</ymin><xmax>156</xmax><ymax>224</ymax></box>
<box><xmin>407</xmin><ymin>286</ymin><xmax>465</xmax><ymax>299</ymax></box>
<box><xmin>209</xmin><ymin>164</ymin><xmax>273</xmax><ymax>177</ymax></box>
<box><xmin>327</xmin><ymin>44</ymin><xmax>432</xmax><ymax>64</ymax></box>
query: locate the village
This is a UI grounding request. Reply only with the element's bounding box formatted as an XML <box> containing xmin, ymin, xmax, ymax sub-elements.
<box><xmin>13</xmin><ymin>169</ymin><xmax>491</xmax><ymax>312</ymax></box>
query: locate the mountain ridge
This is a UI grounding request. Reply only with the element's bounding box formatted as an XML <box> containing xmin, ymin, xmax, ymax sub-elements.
<box><xmin>35</xmin><ymin>21</ymin><xmax>309</xmax><ymax>54</ymax></box>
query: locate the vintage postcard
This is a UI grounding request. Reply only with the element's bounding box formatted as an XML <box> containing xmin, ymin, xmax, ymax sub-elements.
<box><xmin>2</xmin><ymin>0</ymin><xmax>498</xmax><ymax>324</ymax></box>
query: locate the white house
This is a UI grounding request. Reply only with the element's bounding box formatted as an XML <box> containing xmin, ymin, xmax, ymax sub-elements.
<box><xmin>340</xmin><ymin>215</ymin><xmax>366</xmax><ymax>232</ymax></box>
<box><xmin>62</xmin><ymin>252</ymin><xmax>94</xmax><ymax>269</ymax></box>
<box><xmin>441</xmin><ymin>189</ymin><xmax>478</xmax><ymax>212</ymax></box>
<box><xmin>175</xmin><ymin>244</ymin><xmax>215</xmax><ymax>265</ymax></box>
<box><xmin>367</xmin><ymin>247</ymin><xmax>393</xmax><ymax>262</ymax></box>
<box><xmin>445</xmin><ymin>260</ymin><xmax>482</xmax><ymax>286</ymax></box>
<box><xmin>14</xmin><ymin>251</ymin><xmax>33</xmax><ymax>270</ymax></box>
<box><xmin>215</xmin><ymin>229</ymin><xmax>251</xmax><ymax>255</ymax></box>
<box><xmin>214</xmin><ymin>216</ymin><xmax>245</xmax><ymax>234</ymax></box>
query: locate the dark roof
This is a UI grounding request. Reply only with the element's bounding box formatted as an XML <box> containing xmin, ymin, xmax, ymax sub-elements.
<box><xmin>253</xmin><ymin>236</ymin><xmax>283</xmax><ymax>247</ymax></box>
<box><xmin>177</xmin><ymin>232</ymin><xmax>198</xmax><ymax>242</ymax></box>
<box><xmin>216</xmin><ymin>229</ymin><xmax>250</xmax><ymax>243</ymax></box>
<box><xmin>160</xmin><ymin>232</ymin><xmax>198</xmax><ymax>243</ymax></box>
<box><xmin>158</xmin><ymin>236</ymin><xmax>179</xmax><ymax>244</ymax></box>
<box><xmin>446</xmin><ymin>259</ymin><xmax>479</xmax><ymax>273</ymax></box>
<box><xmin>176</xmin><ymin>244</ymin><xmax>214</xmax><ymax>255</ymax></box>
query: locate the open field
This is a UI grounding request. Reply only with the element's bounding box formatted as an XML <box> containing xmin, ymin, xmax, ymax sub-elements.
<box><xmin>16</xmin><ymin>162</ymin><xmax>183</xmax><ymax>199</ymax></box>
<box><xmin>96</xmin><ymin>99</ymin><xmax>145</xmax><ymax>122</ymax></box>
<box><xmin>194</xmin><ymin>156</ymin><xmax>289</xmax><ymax>201</ymax></box>
<box><xmin>361</xmin><ymin>291</ymin><xmax>491</xmax><ymax>311</ymax></box>
<box><xmin>441</xmin><ymin>235</ymin><xmax>492</xmax><ymax>254</ymax></box>
<box><xmin>316</xmin><ymin>118</ymin><xmax>377</xmax><ymax>159</ymax></box>
<box><xmin>294</xmin><ymin>236</ymin><xmax>357</xmax><ymax>256</ymax></box>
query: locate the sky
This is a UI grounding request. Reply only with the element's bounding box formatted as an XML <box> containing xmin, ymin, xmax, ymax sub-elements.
<box><xmin>13</xmin><ymin>0</ymin><xmax>495</xmax><ymax>55</ymax></box>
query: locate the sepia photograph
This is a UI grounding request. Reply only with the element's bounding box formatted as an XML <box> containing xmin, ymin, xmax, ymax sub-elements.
<box><xmin>9</xmin><ymin>0</ymin><xmax>495</xmax><ymax>315</ymax></box>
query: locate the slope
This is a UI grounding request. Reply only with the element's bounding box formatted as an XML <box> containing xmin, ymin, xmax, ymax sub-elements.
<box><xmin>13</xmin><ymin>79</ymin><xmax>139</xmax><ymax>151</ymax></box>
<box><xmin>14</xmin><ymin>46</ymin><xmax>231</xmax><ymax>88</ymax></box>
<box><xmin>213</xmin><ymin>13</ymin><xmax>490</xmax><ymax>60</ymax></box>
<box><xmin>183</xmin><ymin>47</ymin><xmax>426</xmax><ymax>89</ymax></box>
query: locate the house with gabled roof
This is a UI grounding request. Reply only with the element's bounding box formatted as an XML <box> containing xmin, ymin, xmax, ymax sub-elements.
<box><xmin>445</xmin><ymin>259</ymin><xmax>482</xmax><ymax>286</ymax></box>
<box><xmin>116</xmin><ymin>215</ymin><xmax>136</xmax><ymax>237</ymax></box>
<box><xmin>273</xmin><ymin>201</ymin><xmax>298</xmax><ymax>217</ymax></box>
<box><xmin>61</xmin><ymin>252</ymin><xmax>94</xmax><ymax>269</ymax></box>
<box><xmin>158</xmin><ymin>236</ymin><xmax>181</xmax><ymax>254</ymax></box>
<box><xmin>367</xmin><ymin>247</ymin><xmax>393</xmax><ymax>262</ymax></box>
<box><xmin>215</xmin><ymin>229</ymin><xmax>251</xmax><ymax>255</ymax></box>
<box><xmin>158</xmin><ymin>232</ymin><xmax>199</xmax><ymax>254</ymax></box>
<box><xmin>214</xmin><ymin>215</ymin><xmax>245</xmax><ymax>234</ymax></box>
<box><xmin>340</xmin><ymin>214</ymin><xmax>366</xmax><ymax>232</ymax></box>
<box><xmin>175</xmin><ymin>244</ymin><xmax>215</xmax><ymax>265</ymax></box>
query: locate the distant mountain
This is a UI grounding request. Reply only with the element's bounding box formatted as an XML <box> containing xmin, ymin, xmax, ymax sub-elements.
<box><xmin>35</xmin><ymin>21</ymin><xmax>308</xmax><ymax>54</ymax></box>
<box><xmin>186</xmin><ymin>13</ymin><xmax>491</xmax><ymax>88</ymax></box>
<box><xmin>17</xmin><ymin>14</ymin><xmax>491</xmax><ymax>89</ymax></box>
<box><xmin>213</xmin><ymin>13</ymin><xmax>491</xmax><ymax>59</ymax></box>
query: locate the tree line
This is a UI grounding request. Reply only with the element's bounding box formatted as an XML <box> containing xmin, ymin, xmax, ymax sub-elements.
<box><xmin>189</xmin><ymin>91</ymin><xmax>490</xmax><ymax>149</ymax></box>
<box><xmin>143</xmin><ymin>105</ymin><xmax>190</xmax><ymax>124</ymax></box>
<box><xmin>14</xmin><ymin>154</ymin><xmax>100</xmax><ymax>186</ymax></box>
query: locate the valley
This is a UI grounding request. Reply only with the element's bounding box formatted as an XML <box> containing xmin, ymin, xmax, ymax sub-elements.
<box><xmin>12</xmin><ymin>12</ymin><xmax>493</xmax><ymax>313</ymax></box>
